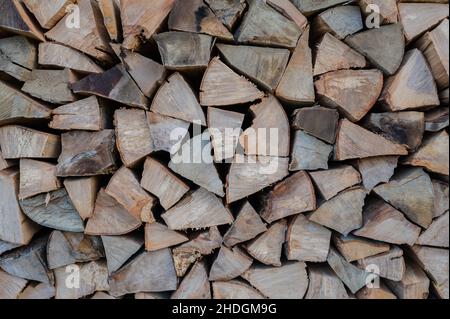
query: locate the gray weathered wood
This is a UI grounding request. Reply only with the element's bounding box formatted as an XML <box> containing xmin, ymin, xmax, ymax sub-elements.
<box><xmin>290</xmin><ymin>131</ymin><xmax>333</xmax><ymax>171</ymax></box>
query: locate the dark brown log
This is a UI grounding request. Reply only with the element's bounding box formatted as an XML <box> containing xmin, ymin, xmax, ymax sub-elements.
<box><xmin>292</xmin><ymin>106</ymin><xmax>339</xmax><ymax>144</ymax></box>
<box><xmin>312</xmin><ymin>6</ymin><xmax>363</xmax><ymax>40</ymax></box>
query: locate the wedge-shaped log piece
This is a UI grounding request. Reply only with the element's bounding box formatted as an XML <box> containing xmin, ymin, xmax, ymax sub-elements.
<box><xmin>404</xmin><ymin>130</ymin><xmax>449</xmax><ymax>176</ymax></box>
<box><xmin>0</xmin><ymin>0</ymin><xmax>45</xmax><ymax>41</ymax></box>
<box><xmin>306</xmin><ymin>264</ymin><xmax>349</xmax><ymax>299</ymax></box>
<box><xmin>354</xmin><ymin>199</ymin><xmax>422</xmax><ymax>246</ymax></box>
<box><xmin>20</xmin><ymin>189</ymin><xmax>84</xmax><ymax>232</ymax></box>
<box><xmin>333</xmin><ymin>233</ymin><xmax>390</xmax><ymax>263</ymax></box>
<box><xmin>246</xmin><ymin>219</ymin><xmax>287</xmax><ymax>266</ymax></box>
<box><xmin>0</xmin><ymin>36</ymin><xmax>36</xmax><ymax>81</ymax></box>
<box><xmin>380</xmin><ymin>49</ymin><xmax>440</xmax><ymax>111</ymax></box>
<box><xmin>275</xmin><ymin>30</ymin><xmax>314</xmax><ymax>106</ymax></box>
<box><xmin>335</xmin><ymin>119</ymin><xmax>408</xmax><ymax>161</ymax></box>
<box><xmin>226</xmin><ymin>155</ymin><xmax>289</xmax><ymax>203</ymax></box>
<box><xmin>106</xmin><ymin>167</ymin><xmax>156</xmax><ymax>223</ymax></box>
<box><xmin>292</xmin><ymin>106</ymin><xmax>339</xmax><ymax>144</ymax></box>
<box><xmin>364</xmin><ymin>112</ymin><xmax>425</xmax><ymax>151</ymax></box>
<box><xmin>155</xmin><ymin>32</ymin><xmax>213</xmax><ymax>72</ymax></box>
<box><xmin>217</xmin><ymin>44</ymin><xmax>289</xmax><ymax>92</ymax></box>
<box><xmin>147</xmin><ymin>112</ymin><xmax>190</xmax><ymax>154</ymax></box>
<box><xmin>310</xmin><ymin>165</ymin><xmax>361</xmax><ymax>201</ymax></box>
<box><xmin>212</xmin><ymin>280</ymin><xmax>265</xmax><ymax>299</ymax></box>
<box><xmin>358</xmin><ymin>0</ymin><xmax>398</xmax><ymax>24</ymax></box>
<box><xmin>286</xmin><ymin>214</ymin><xmax>331</xmax><ymax>263</ymax></box>
<box><xmin>64</xmin><ymin>177</ymin><xmax>99</xmax><ymax>220</ymax></box>
<box><xmin>315</xmin><ymin>70</ymin><xmax>383</xmax><ymax>122</ymax></box>
<box><xmin>200</xmin><ymin>57</ymin><xmax>264</xmax><ymax>106</ymax></box>
<box><xmin>162</xmin><ymin>188</ymin><xmax>233</xmax><ymax>230</ymax></box>
<box><xmin>314</xmin><ymin>33</ymin><xmax>366</xmax><ymax>76</ymax></box>
<box><xmin>290</xmin><ymin>131</ymin><xmax>333</xmax><ymax>171</ymax></box>
<box><xmin>97</xmin><ymin>0</ymin><xmax>121</xmax><ymax>42</ymax></box>
<box><xmin>242</xmin><ymin>262</ymin><xmax>309</xmax><ymax>299</ymax></box>
<box><xmin>236</xmin><ymin>0</ymin><xmax>302</xmax><ymax>48</ymax></box>
<box><xmin>346</xmin><ymin>24</ymin><xmax>405</xmax><ymax>75</ymax></box>
<box><xmin>172</xmin><ymin>261</ymin><xmax>211</xmax><ymax>299</ymax></box>
<box><xmin>0</xmin><ymin>149</ymin><xmax>15</xmax><ymax>171</ymax></box>
<box><xmin>19</xmin><ymin>159</ymin><xmax>61</xmax><ymax>199</ymax></box>
<box><xmin>357</xmin><ymin>247</ymin><xmax>406</xmax><ymax>282</ymax></box>
<box><xmin>210</xmin><ymin>246</ymin><xmax>253</xmax><ymax>281</ymax></box>
<box><xmin>432</xmin><ymin>180</ymin><xmax>449</xmax><ymax>218</ymax></box>
<box><xmin>0</xmin><ymin>269</ymin><xmax>28</xmax><ymax>299</ymax></box>
<box><xmin>49</xmin><ymin>96</ymin><xmax>109</xmax><ymax>131</ymax></box>
<box><xmin>18</xmin><ymin>282</ymin><xmax>55</xmax><ymax>299</ymax></box>
<box><xmin>259</xmin><ymin>171</ymin><xmax>316</xmax><ymax>223</ymax></box>
<box><xmin>102</xmin><ymin>233</ymin><xmax>143</xmax><ymax>274</ymax></box>
<box><xmin>417</xmin><ymin>211</ymin><xmax>449</xmax><ymax>248</ymax></box>
<box><xmin>169</xmin><ymin>132</ymin><xmax>224</xmax><ymax>196</ymax></box>
<box><xmin>240</xmin><ymin>95</ymin><xmax>290</xmax><ymax>157</ymax></box>
<box><xmin>399</xmin><ymin>3</ymin><xmax>449</xmax><ymax>42</ymax></box>
<box><xmin>313</xmin><ymin>6</ymin><xmax>363</xmax><ymax>40</ymax></box>
<box><xmin>145</xmin><ymin>222</ymin><xmax>188</xmax><ymax>252</ymax></box>
<box><xmin>205</xmin><ymin>0</ymin><xmax>247</xmax><ymax>29</ymax></box>
<box><xmin>38</xmin><ymin>42</ymin><xmax>103</xmax><ymax>74</ymax></box>
<box><xmin>120</xmin><ymin>0</ymin><xmax>175</xmax><ymax>50</ymax></box>
<box><xmin>385</xmin><ymin>259</ymin><xmax>430</xmax><ymax>299</ymax></box>
<box><xmin>356</xmin><ymin>282</ymin><xmax>397</xmax><ymax>299</ymax></box>
<box><xmin>310</xmin><ymin>188</ymin><xmax>366</xmax><ymax>236</ymax></box>
<box><xmin>373</xmin><ymin>168</ymin><xmax>435</xmax><ymax>228</ymax></box>
<box><xmin>357</xmin><ymin>156</ymin><xmax>399</xmax><ymax>191</ymax></box>
<box><xmin>267</xmin><ymin>0</ymin><xmax>308</xmax><ymax>30</ymax></box>
<box><xmin>425</xmin><ymin>107</ymin><xmax>449</xmax><ymax>132</ymax></box>
<box><xmin>22</xmin><ymin>0</ymin><xmax>75</xmax><ymax>29</ymax></box>
<box><xmin>223</xmin><ymin>201</ymin><xmax>267</xmax><ymax>247</ymax></box>
<box><xmin>85</xmin><ymin>189</ymin><xmax>141</xmax><ymax>236</ymax></box>
<box><xmin>168</xmin><ymin>0</ymin><xmax>232</xmax><ymax>40</ymax></box>
<box><xmin>71</xmin><ymin>64</ymin><xmax>149</xmax><ymax>109</ymax></box>
<box><xmin>56</xmin><ymin>130</ymin><xmax>117</xmax><ymax>177</ymax></box>
<box><xmin>152</xmin><ymin>72</ymin><xmax>206</xmax><ymax>125</ymax></box>
<box><xmin>110</xmin><ymin>249</ymin><xmax>177</xmax><ymax>296</ymax></box>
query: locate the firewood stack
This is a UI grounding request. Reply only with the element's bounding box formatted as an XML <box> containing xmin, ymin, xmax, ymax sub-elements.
<box><xmin>0</xmin><ymin>0</ymin><xmax>448</xmax><ymax>300</ymax></box>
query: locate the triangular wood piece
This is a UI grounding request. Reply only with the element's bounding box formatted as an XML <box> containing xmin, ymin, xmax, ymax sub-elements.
<box><xmin>314</xmin><ymin>33</ymin><xmax>366</xmax><ymax>76</ymax></box>
<box><xmin>200</xmin><ymin>57</ymin><xmax>264</xmax><ymax>106</ymax></box>
<box><xmin>209</xmin><ymin>246</ymin><xmax>253</xmax><ymax>281</ymax></box>
<box><xmin>18</xmin><ymin>282</ymin><xmax>55</xmax><ymax>300</ymax></box>
<box><xmin>22</xmin><ymin>0</ymin><xmax>75</xmax><ymax>30</ymax></box>
<box><xmin>309</xmin><ymin>187</ymin><xmax>366</xmax><ymax>236</ymax></box>
<box><xmin>85</xmin><ymin>188</ymin><xmax>141</xmax><ymax>236</ymax></box>
<box><xmin>226</xmin><ymin>155</ymin><xmax>290</xmax><ymax>203</ymax></box>
<box><xmin>0</xmin><ymin>0</ymin><xmax>45</xmax><ymax>41</ymax></box>
<box><xmin>266</xmin><ymin>0</ymin><xmax>308</xmax><ymax>30</ymax></box>
<box><xmin>346</xmin><ymin>24</ymin><xmax>405</xmax><ymax>75</ymax></box>
<box><xmin>171</xmin><ymin>261</ymin><xmax>211</xmax><ymax>299</ymax></box>
<box><xmin>385</xmin><ymin>258</ymin><xmax>430</xmax><ymax>299</ymax></box>
<box><xmin>0</xmin><ymin>269</ymin><xmax>28</xmax><ymax>299</ymax></box>
<box><xmin>357</xmin><ymin>246</ymin><xmax>405</xmax><ymax>282</ymax></box>
<box><xmin>354</xmin><ymin>199</ymin><xmax>422</xmax><ymax>246</ymax></box>
<box><xmin>64</xmin><ymin>177</ymin><xmax>99</xmax><ymax>220</ymax></box>
<box><xmin>223</xmin><ymin>201</ymin><xmax>267</xmax><ymax>247</ymax></box>
<box><xmin>290</xmin><ymin>130</ymin><xmax>333</xmax><ymax>171</ymax></box>
<box><xmin>312</xmin><ymin>5</ymin><xmax>363</xmax><ymax>40</ymax></box>
<box><xmin>236</xmin><ymin>0</ymin><xmax>302</xmax><ymax>48</ymax></box>
<box><xmin>315</xmin><ymin>69</ymin><xmax>383</xmax><ymax>122</ymax></box>
<box><xmin>310</xmin><ymin>165</ymin><xmax>361</xmax><ymax>201</ymax></box>
<box><xmin>417</xmin><ymin>211</ymin><xmax>449</xmax><ymax>248</ymax></box>
<box><xmin>333</xmin><ymin>233</ymin><xmax>390</xmax><ymax>263</ymax></box>
<box><xmin>205</xmin><ymin>0</ymin><xmax>247</xmax><ymax>29</ymax></box>
<box><xmin>97</xmin><ymin>0</ymin><xmax>121</xmax><ymax>42</ymax></box>
<box><xmin>359</xmin><ymin>0</ymin><xmax>398</xmax><ymax>25</ymax></box>
<box><xmin>162</xmin><ymin>188</ymin><xmax>233</xmax><ymax>230</ymax></box>
<box><xmin>19</xmin><ymin>159</ymin><xmax>61</xmax><ymax>200</ymax></box>
<box><xmin>432</xmin><ymin>180</ymin><xmax>449</xmax><ymax>218</ymax></box>
<box><xmin>101</xmin><ymin>233</ymin><xmax>144</xmax><ymax>274</ymax></box>
<box><xmin>147</xmin><ymin>112</ymin><xmax>190</xmax><ymax>154</ymax></box>
<box><xmin>335</xmin><ymin>119</ymin><xmax>408</xmax><ymax>161</ymax></box>
<box><xmin>373</xmin><ymin>168</ymin><xmax>435</xmax><ymax>228</ymax></box>
<box><xmin>151</xmin><ymin>72</ymin><xmax>206</xmax><ymax>125</ymax></box>
<box><xmin>145</xmin><ymin>222</ymin><xmax>188</xmax><ymax>252</ymax></box>
<box><xmin>305</xmin><ymin>264</ymin><xmax>349</xmax><ymax>299</ymax></box>
<box><xmin>217</xmin><ymin>44</ymin><xmax>290</xmax><ymax>92</ymax></box>
<box><xmin>0</xmin><ymin>36</ymin><xmax>36</xmax><ymax>81</ymax></box>
<box><xmin>212</xmin><ymin>280</ymin><xmax>265</xmax><ymax>299</ymax></box>
<box><xmin>168</xmin><ymin>0</ymin><xmax>233</xmax><ymax>41</ymax></box>
<box><xmin>380</xmin><ymin>49</ymin><xmax>440</xmax><ymax>112</ymax></box>
<box><xmin>357</xmin><ymin>156</ymin><xmax>399</xmax><ymax>191</ymax></box>
<box><xmin>242</xmin><ymin>262</ymin><xmax>309</xmax><ymax>299</ymax></box>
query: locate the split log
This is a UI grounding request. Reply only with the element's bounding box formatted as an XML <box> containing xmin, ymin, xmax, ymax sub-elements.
<box><xmin>19</xmin><ymin>159</ymin><xmax>61</xmax><ymax>199</ymax></box>
<box><xmin>286</xmin><ymin>214</ymin><xmax>331</xmax><ymax>263</ymax></box>
<box><xmin>312</xmin><ymin>6</ymin><xmax>363</xmax><ymax>40</ymax></box>
<box><xmin>335</xmin><ymin>119</ymin><xmax>408</xmax><ymax>161</ymax></box>
<box><xmin>0</xmin><ymin>240</ymin><xmax>21</xmax><ymax>255</ymax></box>
<box><xmin>226</xmin><ymin>155</ymin><xmax>290</xmax><ymax>203</ymax></box>
<box><xmin>305</xmin><ymin>264</ymin><xmax>349</xmax><ymax>299</ymax></box>
<box><xmin>19</xmin><ymin>189</ymin><xmax>84</xmax><ymax>232</ymax></box>
<box><xmin>417</xmin><ymin>211</ymin><xmax>449</xmax><ymax>248</ymax></box>
<box><xmin>373</xmin><ymin>168</ymin><xmax>435</xmax><ymax>228</ymax></box>
<box><xmin>0</xmin><ymin>149</ymin><xmax>15</xmax><ymax>171</ymax></box>
<box><xmin>246</xmin><ymin>219</ymin><xmax>287</xmax><ymax>266</ymax></box>
<box><xmin>354</xmin><ymin>199</ymin><xmax>422</xmax><ymax>246</ymax></box>
<box><xmin>172</xmin><ymin>261</ymin><xmax>211</xmax><ymax>299</ymax></box>
<box><xmin>97</xmin><ymin>0</ymin><xmax>121</xmax><ymax>42</ymax></box>
<box><xmin>223</xmin><ymin>201</ymin><xmax>267</xmax><ymax>247</ymax></box>
<box><xmin>101</xmin><ymin>233</ymin><xmax>144</xmax><ymax>274</ymax></box>
<box><xmin>358</xmin><ymin>0</ymin><xmax>398</xmax><ymax>25</ymax></box>
<box><xmin>217</xmin><ymin>44</ymin><xmax>290</xmax><ymax>92</ymax></box>
<box><xmin>333</xmin><ymin>233</ymin><xmax>390</xmax><ymax>263</ymax></box>
<box><xmin>141</xmin><ymin>157</ymin><xmax>189</xmax><ymax>210</ymax></box>
<box><xmin>309</xmin><ymin>188</ymin><xmax>366</xmax><ymax>236</ymax></box>
<box><xmin>200</xmin><ymin>57</ymin><xmax>264</xmax><ymax>106</ymax></box>
<box><xmin>292</xmin><ymin>106</ymin><xmax>339</xmax><ymax>144</ymax></box>
<box><xmin>49</xmin><ymin>96</ymin><xmax>110</xmax><ymax>131</ymax></box>
<box><xmin>18</xmin><ymin>283</ymin><xmax>55</xmax><ymax>300</ymax></box>
<box><xmin>85</xmin><ymin>188</ymin><xmax>141</xmax><ymax>236</ymax></box>
<box><xmin>212</xmin><ymin>280</ymin><xmax>265</xmax><ymax>299</ymax></box>
<box><xmin>380</xmin><ymin>49</ymin><xmax>440</xmax><ymax>112</ymax></box>
<box><xmin>22</xmin><ymin>0</ymin><xmax>75</xmax><ymax>30</ymax></box>
<box><xmin>109</xmin><ymin>249</ymin><xmax>177</xmax><ymax>296</ymax></box>
<box><xmin>345</xmin><ymin>24</ymin><xmax>405</xmax><ymax>75</ymax></box>
<box><xmin>267</xmin><ymin>0</ymin><xmax>308</xmax><ymax>30</ymax></box>
<box><xmin>356</xmin><ymin>282</ymin><xmax>397</xmax><ymax>300</ymax></box>
<box><xmin>385</xmin><ymin>258</ymin><xmax>430</xmax><ymax>299</ymax></box>
<box><xmin>242</xmin><ymin>262</ymin><xmax>309</xmax><ymax>299</ymax></box>
<box><xmin>315</xmin><ymin>69</ymin><xmax>383</xmax><ymax>122</ymax></box>
<box><xmin>144</xmin><ymin>222</ymin><xmax>188</xmax><ymax>252</ymax></box>
<box><xmin>0</xmin><ymin>269</ymin><xmax>28</xmax><ymax>299</ymax></box>
<box><xmin>0</xmin><ymin>36</ymin><xmax>36</xmax><ymax>81</ymax></box>
<box><xmin>236</xmin><ymin>0</ymin><xmax>302</xmax><ymax>48</ymax></box>
<box><xmin>357</xmin><ymin>156</ymin><xmax>399</xmax><ymax>191</ymax></box>
<box><xmin>275</xmin><ymin>30</ymin><xmax>315</xmax><ymax>106</ymax></box>
<box><xmin>425</xmin><ymin>107</ymin><xmax>449</xmax><ymax>132</ymax></box>
<box><xmin>162</xmin><ymin>188</ymin><xmax>233</xmax><ymax>230</ymax></box>
<box><xmin>313</xmin><ymin>33</ymin><xmax>366</xmax><ymax>76</ymax></box>
<box><xmin>70</xmin><ymin>64</ymin><xmax>149</xmax><ymax>109</ymax></box>
<box><xmin>56</xmin><ymin>130</ymin><xmax>118</xmax><ymax>177</ymax></box>
<box><xmin>205</xmin><ymin>0</ymin><xmax>247</xmax><ymax>29</ymax></box>
<box><xmin>151</xmin><ymin>72</ymin><xmax>206</xmax><ymax>125</ymax></box>
<box><xmin>0</xmin><ymin>0</ymin><xmax>45</xmax><ymax>41</ymax></box>
<box><xmin>147</xmin><ymin>112</ymin><xmax>190</xmax><ymax>154</ymax></box>
<box><xmin>290</xmin><ymin>131</ymin><xmax>333</xmax><ymax>171</ymax></box>
<box><xmin>38</xmin><ymin>42</ymin><xmax>103</xmax><ymax>74</ymax></box>
<box><xmin>209</xmin><ymin>246</ymin><xmax>253</xmax><ymax>281</ymax></box>
<box><xmin>432</xmin><ymin>180</ymin><xmax>449</xmax><ymax>218</ymax></box>
<box><xmin>310</xmin><ymin>165</ymin><xmax>361</xmax><ymax>201</ymax></box>
<box><xmin>64</xmin><ymin>177</ymin><xmax>99</xmax><ymax>220</ymax></box>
